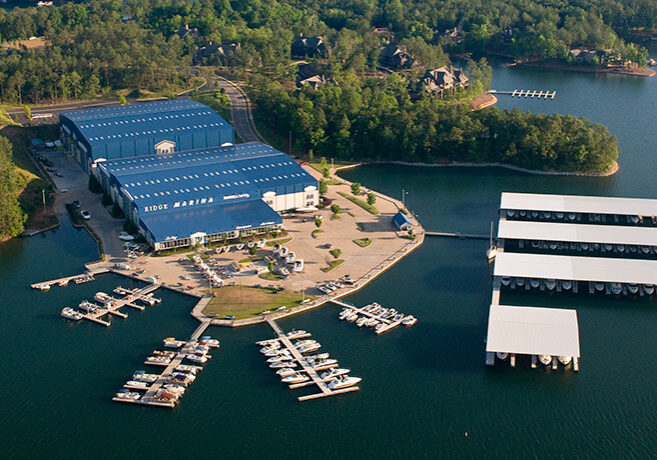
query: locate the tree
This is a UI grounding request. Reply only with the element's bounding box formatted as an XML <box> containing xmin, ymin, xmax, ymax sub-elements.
<box><xmin>320</xmin><ymin>157</ymin><xmax>327</xmax><ymax>168</ymax></box>
<box><xmin>329</xmin><ymin>248</ymin><xmax>342</xmax><ymax>259</ymax></box>
<box><xmin>330</xmin><ymin>204</ymin><xmax>340</xmax><ymax>214</ymax></box>
<box><xmin>249</xmin><ymin>246</ymin><xmax>258</xmax><ymax>255</ymax></box>
<box><xmin>351</xmin><ymin>182</ymin><xmax>361</xmax><ymax>195</ymax></box>
<box><xmin>23</xmin><ymin>105</ymin><xmax>32</xmax><ymax>121</ymax></box>
<box><xmin>268</xmin><ymin>261</ymin><xmax>274</xmax><ymax>272</ymax></box>
<box><xmin>322</xmin><ymin>167</ymin><xmax>330</xmax><ymax>178</ymax></box>
<box><xmin>0</xmin><ymin>136</ymin><xmax>26</xmax><ymax>239</ymax></box>
<box><xmin>118</xmin><ymin>95</ymin><xmax>127</xmax><ymax>105</ymax></box>
<box><xmin>319</xmin><ymin>179</ymin><xmax>328</xmax><ymax>195</ymax></box>
<box><xmin>314</xmin><ymin>218</ymin><xmax>322</xmax><ymax>228</ymax></box>
<box><xmin>367</xmin><ymin>192</ymin><xmax>376</xmax><ymax>205</ymax></box>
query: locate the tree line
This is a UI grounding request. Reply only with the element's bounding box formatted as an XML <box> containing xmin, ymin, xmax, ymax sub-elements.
<box><xmin>0</xmin><ymin>135</ymin><xmax>27</xmax><ymax>240</ymax></box>
<box><xmin>251</xmin><ymin>72</ymin><xmax>618</xmax><ymax>173</ymax></box>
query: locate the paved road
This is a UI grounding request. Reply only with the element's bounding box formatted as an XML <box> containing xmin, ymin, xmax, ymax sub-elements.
<box><xmin>215</xmin><ymin>76</ymin><xmax>263</xmax><ymax>143</ymax></box>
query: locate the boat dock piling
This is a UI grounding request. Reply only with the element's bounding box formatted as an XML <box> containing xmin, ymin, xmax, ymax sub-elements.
<box><xmin>113</xmin><ymin>321</ymin><xmax>214</xmax><ymax>408</ymax></box>
<box><xmin>263</xmin><ymin>318</ymin><xmax>359</xmax><ymax>402</ymax></box>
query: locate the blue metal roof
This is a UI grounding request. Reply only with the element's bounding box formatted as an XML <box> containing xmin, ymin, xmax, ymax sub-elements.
<box><xmin>60</xmin><ymin>99</ymin><xmax>232</xmax><ymax>160</ymax></box>
<box><xmin>393</xmin><ymin>211</ymin><xmax>412</xmax><ymax>228</ymax></box>
<box><xmin>140</xmin><ymin>199</ymin><xmax>282</xmax><ymax>242</ymax></box>
<box><xmin>100</xmin><ymin>142</ymin><xmax>316</xmax><ymax>210</ymax></box>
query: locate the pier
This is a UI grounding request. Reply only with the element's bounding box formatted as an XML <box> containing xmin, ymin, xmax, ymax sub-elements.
<box><xmin>425</xmin><ymin>231</ymin><xmax>488</xmax><ymax>240</ymax></box>
<box><xmin>113</xmin><ymin>321</ymin><xmax>213</xmax><ymax>408</ymax></box>
<box><xmin>489</xmin><ymin>89</ymin><xmax>556</xmax><ymax>99</ymax></box>
<box><xmin>331</xmin><ymin>299</ymin><xmax>413</xmax><ymax>335</ymax></box>
<box><xmin>263</xmin><ymin>318</ymin><xmax>359</xmax><ymax>402</ymax></box>
<box><xmin>30</xmin><ymin>266</ymin><xmax>109</xmax><ymax>289</ymax></box>
<box><xmin>76</xmin><ymin>283</ymin><xmax>161</xmax><ymax>327</ymax></box>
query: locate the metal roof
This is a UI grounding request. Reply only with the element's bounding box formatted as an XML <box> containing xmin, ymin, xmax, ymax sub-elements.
<box><xmin>100</xmin><ymin>142</ymin><xmax>316</xmax><ymax>209</ymax></box>
<box><xmin>497</xmin><ymin>220</ymin><xmax>657</xmax><ymax>246</ymax></box>
<box><xmin>486</xmin><ymin>305</ymin><xmax>580</xmax><ymax>357</ymax></box>
<box><xmin>393</xmin><ymin>212</ymin><xmax>412</xmax><ymax>228</ymax></box>
<box><xmin>500</xmin><ymin>192</ymin><xmax>657</xmax><ymax>216</ymax></box>
<box><xmin>140</xmin><ymin>199</ymin><xmax>282</xmax><ymax>242</ymax></box>
<box><xmin>61</xmin><ymin>99</ymin><xmax>230</xmax><ymax>150</ymax></box>
<box><xmin>494</xmin><ymin>252</ymin><xmax>657</xmax><ymax>284</ymax></box>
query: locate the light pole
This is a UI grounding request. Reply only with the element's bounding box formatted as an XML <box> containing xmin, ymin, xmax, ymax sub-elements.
<box><xmin>402</xmin><ymin>189</ymin><xmax>408</xmax><ymax>211</ymax></box>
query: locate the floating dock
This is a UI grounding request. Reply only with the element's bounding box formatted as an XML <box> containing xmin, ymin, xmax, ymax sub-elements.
<box><xmin>263</xmin><ymin>318</ymin><xmax>359</xmax><ymax>402</ymax></box>
<box><xmin>330</xmin><ymin>299</ymin><xmax>415</xmax><ymax>335</ymax></box>
<box><xmin>74</xmin><ymin>283</ymin><xmax>161</xmax><ymax>327</ymax></box>
<box><xmin>113</xmin><ymin>321</ymin><xmax>213</xmax><ymax>408</ymax></box>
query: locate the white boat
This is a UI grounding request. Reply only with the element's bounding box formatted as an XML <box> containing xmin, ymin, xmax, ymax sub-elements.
<box><xmin>641</xmin><ymin>246</ymin><xmax>651</xmax><ymax>254</ymax></box>
<box><xmin>78</xmin><ymin>301</ymin><xmax>99</xmax><ymax>312</ymax></box>
<box><xmin>321</xmin><ymin>368</ymin><xmax>350</xmax><ymax>381</ymax></box>
<box><xmin>281</xmin><ymin>373</ymin><xmax>309</xmax><ymax>384</ymax></box>
<box><xmin>374</xmin><ymin>323</ymin><xmax>386</xmax><ymax>334</ymax></box>
<box><xmin>256</xmin><ymin>339</ymin><xmax>279</xmax><ymax>347</ymax></box>
<box><xmin>273</xmin><ymin>244</ymin><xmax>281</xmax><ymax>255</ymax></box>
<box><xmin>642</xmin><ymin>284</ymin><xmax>655</xmax><ymax>296</ymax></box>
<box><xmin>286</xmin><ymin>329</ymin><xmax>308</xmax><ymax>339</ymax></box>
<box><xmin>146</xmin><ymin>356</ymin><xmax>171</xmax><ymax>364</ymax></box>
<box><xmin>60</xmin><ymin>307</ymin><xmax>83</xmax><ymax>320</ymax></box>
<box><xmin>186</xmin><ymin>354</ymin><xmax>208</xmax><ymax>364</ymax></box>
<box><xmin>616</xmin><ymin>244</ymin><xmax>626</xmax><ymax>253</ymax></box>
<box><xmin>236</xmin><ymin>243</ymin><xmax>245</xmax><ymax>250</ymax></box>
<box><xmin>610</xmin><ymin>283</ymin><xmax>623</xmax><ymax>295</ymax></box>
<box><xmin>309</xmin><ymin>358</ymin><xmax>338</xmax><ymax>369</ymax></box>
<box><xmin>594</xmin><ymin>282</ymin><xmax>605</xmax><ymax>292</ymax></box>
<box><xmin>346</xmin><ymin>313</ymin><xmax>358</xmax><ymax>322</ymax></box>
<box><xmin>581</xmin><ymin>243</ymin><xmax>589</xmax><ymax>251</ymax></box>
<box><xmin>34</xmin><ymin>284</ymin><xmax>51</xmax><ymax>291</ymax></box>
<box><xmin>327</xmin><ymin>375</ymin><xmax>361</xmax><ymax>390</ymax></box>
<box><xmin>247</xmin><ymin>241</ymin><xmax>255</xmax><ymax>249</ymax></box>
<box><xmin>628</xmin><ymin>284</ymin><xmax>639</xmax><ymax>295</ymax></box>
<box><xmin>200</xmin><ymin>337</ymin><xmax>220</xmax><ymax>347</ymax></box>
<box><xmin>538</xmin><ymin>354</ymin><xmax>552</xmax><ymax>366</ymax></box>
<box><xmin>174</xmin><ymin>365</ymin><xmax>198</xmax><ymax>374</ymax></box>
<box><xmin>402</xmin><ymin>315</ymin><xmax>417</xmax><ymax>326</ymax></box>
<box><xmin>126</xmin><ymin>380</ymin><xmax>149</xmax><ymax>388</ymax></box>
<box><xmin>118</xmin><ymin>231</ymin><xmax>135</xmax><ymax>241</ymax></box>
<box><xmin>264</xmin><ymin>349</ymin><xmax>289</xmax><ymax>357</ymax></box>
<box><xmin>260</xmin><ymin>343</ymin><xmax>281</xmax><ymax>353</ymax></box>
<box><xmin>558</xmin><ymin>356</ymin><xmax>572</xmax><ymax>366</ymax></box>
<box><xmin>163</xmin><ymin>338</ymin><xmax>185</xmax><ymax>348</ymax></box>
<box><xmin>507</xmin><ymin>210</ymin><xmax>515</xmax><ymax>218</ymax></box>
<box><xmin>496</xmin><ymin>352</ymin><xmax>508</xmax><ymax>360</ymax></box>
<box><xmin>279</xmin><ymin>247</ymin><xmax>288</xmax><ymax>257</ymax></box>
<box><xmin>545</xmin><ymin>279</ymin><xmax>557</xmax><ymax>290</ymax></box>
<box><xmin>269</xmin><ymin>361</ymin><xmax>297</xmax><ymax>369</ymax></box>
<box><xmin>296</xmin><ymin>343</ymin><xmax>321</xmax><ymax>354</ymax></box>
<box><xmin>286</xmin><ymin>252</ymin><xmax>296</xmax><ymax>264</ymax></box>
<box><xmin>500</xmin><ymin>277</ymin><xmax>511</xmax><ymax>287</ymax></box>
<box><xmin>629</xmin><ymin>215</ymin><xmax>640</xmax><ymax>224</ymax></box>
<box><xmin>356</xmin><ymin>316</ymin><xmax>369</xmax><ymax>327</ymax></box>
<box><xmin>530</xmin><ymin>279</ymin><xmax>540</xmax><ymax>289</ymax></box>
<box><xmin>339</xmin><ymin>309</ymin><xmax>353</xmax><ymax>320</ymax></box>
<box><xmin>555</xmin><ymin>212</ymin><xmax>564</xmax><ymax>220</ymax></box>
<box><xmin>293</xmin><ymin>259</ymin><xmax>304</xmax><ymax>272</ymax></box>
<box><xmin>304</xmin><ymin>353</ymin><xmax>329</xmax><ymax>361</ymax></box>
<box><xmin>515</xmin><ymin>278</ymin><xmax>525</xmax><ymax>288</ymax></box>
<box><xmin>294</xmin><ymin>339</ymin><xmax>318</xmax><ymax>347</ymax></box>
<box><xmin>561</xmin><ymin>280</ymin><xmax>573</xmax><ymax>291</ymax></box>
<box><xmin>567</xmin><ymin>213</ymin><xmax>576</xmax><ymax>221</ymax></box>
<box><xmin>94</xmin><ymin>292</ymin><xmax>112</xmax><ymax>303</ymax></box>
<box><xmin>257</xmin><ymin>239</ymin><xmax>266</xmax><ymax>248</ymax></box>
<box><xmin>133</xmin><ymin>372</ymin><xmax>159</xmax><ymax>383</ymax></box>
<box><xmin>275</xmin><ymin>367</ymin><xmax>297</xmax><ymax>377</ymax></box>
<box><xmin>267</xmin><ymin>355</ymin><xmax>293</xmax><ymax>363</ymax></box>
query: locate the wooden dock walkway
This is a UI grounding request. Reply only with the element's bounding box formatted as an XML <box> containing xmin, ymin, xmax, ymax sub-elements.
<box><xmin>265</xmin><ymin>318</ymin><xmax>359</xmax><ymax>402</ymax></box>
<box><xmin>489</xmin><ymin>89</ymin><xmax>556</xmax><ymax>99</ymax></box>
<box><xmin>425</xmin><ymin>231</ymin><xmax>488</xmax><ymax>240</ymax></box>
<box><xmin>114</xmin><ymin>321</ymin><xmax>212</xmax><ymax>408</ymax></box>
<box><xmin>331</xmin><ymin>299</ymin><xmax>407</xmax><ymax>335</ymax></box>
<box><xmin>30</xmin><ymin>266</ymin><xmax>109</xmax><ymax>289</ymax></box>
<box><xmin>78</xmin><ymin>283</ymin><xmax>161</xmax><ymax>327</ymax></box>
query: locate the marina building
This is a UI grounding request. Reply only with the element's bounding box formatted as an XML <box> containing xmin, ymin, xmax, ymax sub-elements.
<box><xmin>97</xmin><ymin>142</ymin><xmax>318</xmax><ymax>250</ymax></box>
<box><xmin>60</xmin><ymin>99</ymin><xmax>234</xmax><ymax>172</ymax></box>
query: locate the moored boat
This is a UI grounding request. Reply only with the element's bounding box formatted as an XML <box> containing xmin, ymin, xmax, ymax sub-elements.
<box><xmin>558</xmin><ymin>356</ymin><xmax>572</xmax><ymax>366</ymax></box>
<box><xmin>496</xmin><ymin>352</ymin><xmax>508</xmax><ymax>360</ymax></box>
<box><xmin>327</xmin><ymin>375</ymin><xmax>361</xmax><ymax>390</ymax></box>
<box><xmin>402</xmin><ymin>315</ymin><xmax>417</xmax><ymax>326</ymax></box>
<box><xmin>60</xmin><ymin>307</ymin><xmax>83</xmax><ymax>320</ymax></box>
<box><xmin>538</xmin><ymin>354</ymin><xmax>552</xmax><ymax>366</ymax></box>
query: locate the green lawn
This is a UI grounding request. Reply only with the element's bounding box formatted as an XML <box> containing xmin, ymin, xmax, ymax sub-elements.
<box><xmin>337</xmin><ymin>191</ymin><xmax>379</xmax><ymax>214</ymax></box>
<box><xmin>321</xmin><ymin>259</ymin><xmax>344</xmax><ymax>272</ymax></box>
<box><xmin>202</xmin><ymin>285</ymin><xmax>312</xmax><ymax>319</ymax></box>
<box><xmin>259</xmin><ymin>272</ymin><xmax>284</xmax><ymax>281</ymax></box>
<box><xmin>353</xmin><ymin>237</ymin><xmax>372</xmax><ymax>247</ymax></box>
<box><xmin>265</xmin><ymin>237</ymin><xmax>292</xmax><ymax>247</ymax></box>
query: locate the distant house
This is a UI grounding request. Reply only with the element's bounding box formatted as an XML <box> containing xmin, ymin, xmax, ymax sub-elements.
<box><xmin>298</xmin><ymin>75</ymin><xmax>327</xmax><ymax>89</ymax></box>
<box><xmin>422</xmin><ymin>66</ymin><xmax>470</xmax><ymax>97</ymax></box>
<box><xmin>175</xmin><ymin>24</ymin><xmax>200</xmax><ymax>40</ymax></box>
<box><xmin>194</xmin><ymin>42</ymin><xmax>241</xmax><ymax>65</ymax></box>
<box><xmin>393</xmin><ymin>212</ymin><xmax>413</xmax><ymax>231</ymax></box>
<box><xmin>379</xmin><ymin>44</ymin><xmax>415</xmax><ymax>69</ymax></box>
<box><xmin>569</xmin><ymin>48</ymin><xmax>615</xmax><ymax>66</ymax></box>
<box><xmin>291</xmin><ymin>34</ymin><xmax>330</xmax><ymax>58</ymax></box>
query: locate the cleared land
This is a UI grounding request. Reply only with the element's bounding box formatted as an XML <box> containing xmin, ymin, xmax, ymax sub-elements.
<box><xmin>202</xmin><ymin>285</ymin><xmax>310</xmax><ymax>319</ymax></box>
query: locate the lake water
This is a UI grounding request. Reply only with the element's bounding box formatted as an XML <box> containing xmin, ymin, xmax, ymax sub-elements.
<box><xmin>4</xmin><ymin>52</ymin><xmax>657</xmax><ymax>459</ymax></box>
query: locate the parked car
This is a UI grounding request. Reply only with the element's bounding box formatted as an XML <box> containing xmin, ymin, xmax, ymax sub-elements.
<box><xmin>80</xmin><ymin>210</ymin><xmax>91</xmax><ymax>220</ymax></box>
<box><xmin>72</xmin><ymin>200</ymin><xmax>81</xmax><ymax>208</ymax></box>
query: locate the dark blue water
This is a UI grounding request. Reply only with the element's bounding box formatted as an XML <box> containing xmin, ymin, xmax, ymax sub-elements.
<box><xmin>4</xmin><ymin>55</ymin><xmax>657</xmax><ymax>459</ymax></box>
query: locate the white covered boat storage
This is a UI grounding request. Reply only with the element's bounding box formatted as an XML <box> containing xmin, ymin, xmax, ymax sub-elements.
<box><xmin>485</xmin><ymin>305</ymin><xmax>580</xmax><ymax>369</ymax></box>
<box><xmin>494</xmin><ymin>252</ymin><xmax>657</xmax><ymax>285</ymax></box>
<box><xmin>497</xmin><ymin>220</ymin><xmax>657</xmax><ymax>247</ymax></box>
<box><xmin>500</xmin><ymin>192</ymin><xmax>657</xmax><ymax>218</ymax></box>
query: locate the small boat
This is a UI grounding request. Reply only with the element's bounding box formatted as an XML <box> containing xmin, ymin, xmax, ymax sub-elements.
<box><xmin>545</xmin><ymin>279</ymin><xmax>556</xmax><ymax>291</ymax></box>
<box><xmin>309</xmin><ymin>358</ymin><xmax>338</xmax><ymax>369</ymax></box>
<box><xmin>236</xmin><ymin>243</ymin><xmax>245</xmax><ymax>250</ymax></box>
<box><xmin>276</xmin><ymin>367</ymin><xmax>297</xmax><ymax>377</ymax></box>
<box><xmin>200</xmin><ymin>337</ymin><xmax>220</xmax><ymax>347</ymax></box>
<box><xmin>561</xmin><ymin>280</ymin><xmax>572</xmax><ymax>291</ymax></box>
<box><xmin>78</xmin><ymin>301</ymin><xmax>99</xmax><ymax>312</ymax></box>
<box><xmin>321</xmin><ymin>368</ymin><xmax>350</xmax><ymax>381</ymax></box>
<box><xmin>175</xmin><ymin>365</ymin><xmax>198</xmax><ymax>374</ymax></box>
<box><xmin>294</xmin><ymin>339</ymin><xmax>318</xmax><ymax>347</ymax></box>
<box><xmin>519</xmin><ymin>210</ymin><xmax>527</xmax><ymax>218</ymax></box>
<box><xmin>264</xmin><ymin>348</ymin><xmax>288</xmax><ymax>357</ymax></box>
<box><xmin>530</xmin><ymin>279</ymin><xmax>540</xmax><ymax>289</ymax></box>
<box><xmin>538</xmin><ymin>355</ymin><xmax>552</xmax><ymax>366</ymax></box>
<box><xmin>628</xmin><ymin>245</ymin><xmax>638</xmax><ymax>253</ymax></box>
<box><xmin>567</xmin><ymin>213</ymin><xmax>576</xmax><ymax>221</ymax></box>
<box><xmin>126</xmin><ymin>380</ymin><xmax>149</xmax><ymax>388</ymax></box>
<box><xmin>594</xmin><ymin>282</ymin><xmax>605</xmax><ymax>292</ymax></box>
<box><xmin>558</xmin><ymin>356</ymin><xmax>572</xmax><ymax>366</ymax></box>
<box><xmin>163</xmin><ymin>338</ymin><xmax>185</xmax><ymax>348</ymax></box>
<box><xmin>392</xmin><ymin>313</ymin><xmax>403</xmax><ymax>322</ymax></box>
<box><xmin>327</xmin><ymin>375</ymin><xmax>362</xmax><ymax>390</ymax></box>
<box><xmin>616</xmin><ymin>244</ymin><xmax>626</xmax><ymax>253</ymax></box>
<box><xmin>186</xmin><ymin>354</ymin><xmax>208</xmax><ymax>364</ymax></box>
<box><xmin>507</xmin><ymin>210</ymin><xmax>515</xmax><ymax>218</ymax></box>
<box><xmin>257</xmin><ymin>239</ymin><xmax>266</xmax><ymax>248</ymax></box>
<box><xmin>133</xmin><ymin>372</ymin><xmax>159</xmax><ymax>383</ymax></box>
<box><xmin>118</xmin><ymin>231</ymin><xmax>135</xmax><ymax>241</ymax></box>
<box><xmin>610</xmin><ymin>283</ymin><xmax>623</xmax><ymax>295</ymax></box>
<box><xmin>500</xmin><ymin>277</ymin><xmax>511</xmax><ymax>287</ymax></box>
<box><xmin>296</xmin><ymin>343</ymin><xmax>321</xmax><ymax>354</ymax></box>
<box><xmin>496</xmin><ymin>352</ymin><xmax>508</xmax><ymax>360</ymax></box>
<box><xmin>555</xmin><ymin>212</ymin><xmax>564</xmax><ymax>220</ymax></box>
<box><xmin>34</xmin><ymin>284</ymin><xmax>51</xmax><ymax>291</ymax></box>
<box><xmin>581</xmin><ymin>243</ymin><xmax>589</xmax><ymax>251</ymax></box>
<box><xmin>115</xmin><ymin>390</ymin><xmax>141</xmax><ymax>401</ymax></box>
<box><xmin>286</xmin><ymin>329</ymin><xmax>307</xmax><ymax>339</ymax></box>
<box><xmin>642</xmin><ymin>284</ymin><xmax>655</xmax><ymax>296</ymax></box>
<box><xmin>60</xmin><ymin>307</ymin><xmax>82</xmax><ymax>320</ymax></box>
<box><xmin>548</xmin><ymin>242</ymin><xmax>558</xmax><ymax>251</ymax></box>
<box><xmin>269</xmin><ymin>361</ymin><xmax>297</xmax><ymax>369</ymax></box>
<box><xmin>515</xmin><ymin>278</ymin><xmax>525</xmax><ymax>288</ymax></box>
<box><xmin>402</xmin><ymin>315</ymin><xmax>417</xmax><ymax>326</ymax></box>
<box><xmin>146</xmin><ymin>356</ymin><xmax>171</xmax><ymax>364</ymax></box>
<box><xmin>304</xmin><ymin>353</ymin><xmax>329</xmax><ymax>361</ymax></box>
<box><xmin>356</xmin><ymin>316</ymin><xmax>369</xmax><ymax>327</ymax></box>
<box><xmin>256</xmin><ymin>339</ymin><xmax>279</xmax><ymax>347</ymax></box>
<box><xmin>543</xmin><ymin>212</ymin><xmax>551</xmax><ymax>219</ymax></box>
<box><xmin>486</xmin><ymin>222</ymin><xmax>497</xmax><ymax>262</ymax></box>
<box><xmin>58</xmin><ymin>279</ymin><xmax>69</xmax><ymax>287</ymax></box>
<box><xmin>628</xmin><ymin>284</ymin><xmax>639</xmax><ymax>295</ymax></box>
<box><xmin>267</xmin><ymin>355</ymin><xmax>293</xmax><ymax>363</ymax></box>
<box><xmin>293</xmin><ymin>259</ymin><xmax>304</xmax><ymax>272</ymax></box>
<box><xmin>346</xmin><ymin>313</ymin><xmax>358</xmax><ymax>322</ymax></box>
<box><xmin>628</xmin><ymin>215</ymin><xmax>640</xmax><ymax>225</ymax></box>
<box><xmin>260</xmin><ymin>343</ymin><xmax>281</xmax><ymax>353</ymax></box>
<box><xmin>374</xmin><ymin>323</ymin><xmax>386</xmax><ymax>334</ymax></box>
<box><xmin>286</xmin><ymin>252</ymin><xmax>296</xmax><ymax>264</ymax></box>
<box><xmin>247</xmin><ymin>241</ymin><xmax>255</xmax><ymax>249</ymax></box>
<box><xmin>604</xmin><ymin>244</ymin><xmax>614</xmax><ymax>252</ymax></box>
<box><xmin>94</xmin><ymin>292</ymin><xmax>112</xmax><ymax>303</ymax></box>
<box><xmin>279</xmin><ymin>247</ymin><xmax>288</xmax><ymax>257</ymax></box>
<box><xmin>152</xmin><ymin>350</ymin><xmax>175</xmax><ymax>357</ymax></box>
<box><xmin>339</xmin><ymin>275</ymin><xmax>355</xmax><ymax>285</ymax></box>
<box><xmin>641</xmin><ymin>246</ymin><xmax>651</xmax><ymax>254</ymax></box>
<box><xmin>273</xmin><ymin>244</ymin><xmax>281</xmax><ymax>255</ymax></box>
<box><xmin>281</xmin><ymin>373</ymin><xmax>309</xmax><ymax>384</ymax></box>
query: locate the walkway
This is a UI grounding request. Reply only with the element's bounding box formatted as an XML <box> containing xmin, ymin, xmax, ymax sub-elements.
<box><xmin>215</xmin><ymin>75</ymin><xmax>264</xmax><ymax>143</ymax></box>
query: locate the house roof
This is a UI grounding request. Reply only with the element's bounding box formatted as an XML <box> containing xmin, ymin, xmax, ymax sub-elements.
<box><xmin>500</xmin><ymin>192</ymin><xmax>657</xmax><ymax>216</ymax></box>
<box><xmin>393</xmin><ymin>212</ymin><xmax>412</xmax><ymax>228</ymax></box>
<box><xmin>141</xmin><ymin>198</ymin><xmax>282</xmax><ymax>242</ymax></box>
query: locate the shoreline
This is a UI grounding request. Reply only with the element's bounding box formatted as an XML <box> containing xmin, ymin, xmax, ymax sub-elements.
<box><xmin>335</xmin><ymin>160</ymin><xmax>619</xmax><ymax>177</ymax></box>
<box><xmin>520</xmin><ymin>61</ymin><xmax>656</xmax><ymax>77</ymax></box>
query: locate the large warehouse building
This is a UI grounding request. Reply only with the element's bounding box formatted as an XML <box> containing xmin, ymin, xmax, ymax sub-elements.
<box><xmin>97</xmin><ymin>142</ymin><xmax>318</xmax><ymax>250</ymax></box>
<box><xmin>60</xmin><ymin>99</ymin><xmax>234</xmax><ymax>172</ymax></box>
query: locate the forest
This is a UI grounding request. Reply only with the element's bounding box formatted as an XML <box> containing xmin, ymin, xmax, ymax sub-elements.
<box><xmin>251</xmin><ymin>71</ymin><xmax>618</xmax><ymax>174</ymax></box>
<box><xmin>0</xmin><ymin>135</ymin><xmax>27</xmax><ymax>240</ymax></box>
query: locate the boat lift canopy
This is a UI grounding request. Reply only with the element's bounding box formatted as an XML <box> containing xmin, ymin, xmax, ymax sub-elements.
<box><xmin>500</xmin><ymin>192</ymin><xmax>657</xmax><ymax>217</ymax></box>
<box><xmin>486</xmin><ymin>305</ymin><xmax>580</xmax><ymax>357</ymax></box>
